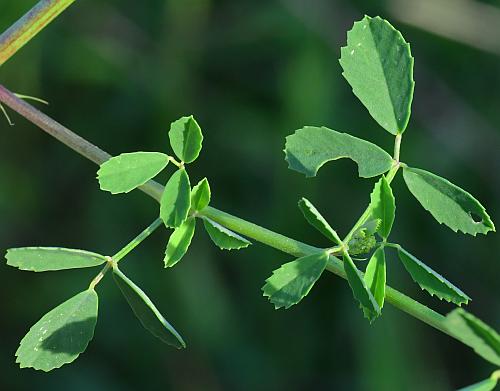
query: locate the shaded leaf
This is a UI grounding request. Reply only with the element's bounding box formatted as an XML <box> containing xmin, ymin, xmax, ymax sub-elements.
<box><xmin>396</xmin><ymin>246</ymin><xmax>470</xmax><ymax>305</ymax></box>
<box><xmin>168</xmin><ymin>115</ymin><xmax>203</xmax><ymax>163</ymax></box>
<box><xmin>403</xmin><ymin>167</ymin><xmax>495</xmax><ymax>236</ymax></box>
<box><xmin>202</xmin><ymin>218</ymin><xmax>251</xmax><ymax>250</ymax></box>
<box><xmin>340</xmin><ymin>16</ymin><xmax>414</xmax><ymax>134</ymax></box>
<box><xmin>445</xmin><ymin>308</ymin><xmax>500</xmax><ymax>366</ymax></box>
<box><xmin>191</xmin><ymin>178</ymin><xmax>211</xmax><ymax>212</ymax></box>
<box><xmin>285</xmin><ymin>126</ymin><xmax>393</xmax><ymax>178</ymax></box>
<box><xmin>98</xmin><ymin>152</ymin><xmax>169</xmax><ymax>194</ymax></box>
<box><xmin>369</xmin><ymin>176</ymin><xmax>395</xmax><ymax>239</ymax></box>
<box><xmin>160</xmin><ymin>169</ymin><xmax>191</xmax><ymax>228</ymax></box>
<box><xmin>16</xmin><ymin>289</ymin><xmax>98</xmax><ymax>371</ymax></box>
<box><xmin>6</xmin><ymin>247</ymin><xmax>106</xmax><ymax>272</ymax></box>
<box><xmin>364</xmin><ymin>247</ymin><xmax>386</xmax><ymax>309</ymax></box>
<box><xmin>113</xmin><ymin>266</ymin><xmax>185</xmax><ymax>349</ymax></box>
<box><xmin>262</xmin><ymin>252</ymin><xmax>329</xmax><ymax>309</ymax></box>
<box><xmin>343</xmin><ymin>252</ymin><xmax>381</xmax><ymax>322</ymax></box>
<box><xmin>298</xmin><ymin>198</ymin><xmax>339</xmax><ymax>244</ymax></box>
<box><xmin>164</xmin><ymin>218</ymin><xmax>196</xmax><ymax>268</ymax></box>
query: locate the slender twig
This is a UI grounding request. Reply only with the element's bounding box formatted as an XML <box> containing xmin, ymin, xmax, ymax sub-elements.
<box><xmin>0</xmin><ymin>84</ymin><xmax>457</xmax><ymax>345</ymax></box>
<box><xmin>0</xmin><ymin>0</ymin><xmax>77</xmax><ymax>67</ymax></box>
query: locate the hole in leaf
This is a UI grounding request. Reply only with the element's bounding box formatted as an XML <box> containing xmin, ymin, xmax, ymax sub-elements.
<box><xmin>470</xmin><ymin>212</ymin><xmax>483</xmax><ymax>224</ymax></box>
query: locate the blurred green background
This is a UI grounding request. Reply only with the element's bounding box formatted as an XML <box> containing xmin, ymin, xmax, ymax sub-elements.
<box><xmin>1</xmin><ymin>0</ymin><xmax>499</xmax><ymax>390</ymax></box>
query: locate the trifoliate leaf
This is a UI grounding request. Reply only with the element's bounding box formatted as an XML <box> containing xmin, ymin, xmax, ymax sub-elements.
<box><xmin>403</xmin><ymin>167</ymin><xmax>495</xmax><ymax>236</ymax></box>
<box><xmin>445</xmin><ymin>309</ymin><xmax>500</xmax><ymax>366</ymax></box>
<box><xmin>113</xmin><ymin>266</ymin><xmax>186</xmax><ymax>349</ymax></box>
<box><xmin>340</xmin><ymin>16</ymin><xmax>414</xmax><ymax>135</ymax></box>
<box><xmin>343</xmin><ymin>252</ymin><xmax>381</xmax><ymax>322</ymax></box>
<box><xmin>262</xmin><ymin>252</ymin><xmax>329</xmax><ymax>309</ymax></box>
<box><xmin>6</xmin><ymin>247</ymin><xmax>106</xmax><ymax>272</ymax></box>
<box><xmin>168</xmin><ymin>116</ymin><xmax>203</xmax><ymax>163</ymax></box>
<box><xmin>97</xmin><ymin>152</ymin><xmax>169</xmax><ymax>194</ymax></box>
<box><xmin>457</xmin><ymin>375</ymin><xmax>498</xmax><ymax>391</ymax></box>
<box><xmin>285</xmin><ymin>126</ymin><xmax>393</xmax><ymax>178</ymax></box>
<box><xmin>164</xmin><ymin>218</ymin><xmax>196</xmax><ymax>268</ymax></box>
<box><xmin>160</xmin><ymin>169</ymin><xmax>191</xmax><ymax>228</ymax></box>
<box><xmin>298</xmin><ymin>198</ymin><xmax>340</xmax><ymax>244</ymax></box>
<box><xmin>395</xmin><ymin>246</ymin><xmax>470</xmax><ymax>305</ymax></box>
<box><xmin>202</xmin><ymin>218</ymin><xmax>251</xmax><ymax>250</ymax></box>
<box><xmin>369</xmin><ymin>176</ymin><xmax>395</xmax><ymax>239</ymax></box>
<box><xmin>16</xmin><ymin>289</ymin><xmax>98</xmax><ymax>371</ymax></box>
<box><xmin>364</xmin><ymin>247</ymin><xmax>386</xmax><ymax>310</ymax></box>
<box><xmin>191</xmin><ymin>178</ymin><xmax>211</xmax><ymax>212</ymax></box>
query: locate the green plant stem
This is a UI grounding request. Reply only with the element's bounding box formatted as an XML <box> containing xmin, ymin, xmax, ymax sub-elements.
<box><xmin>0</xmin><ymin>85</ymin><xmax>165</xmax><ymax>201</ymax></box>
<box><xmin>88</xmin><ymin>217</ymin><xmax>163</xmax><ymax>289</ymax></box>
<box><xmin>0</xmin><ymin>84</ymin><xmax>457</xmax><ymax>342</ymax></box>
<box><xmin>0</xmin><ymin>0</ymin><xmax>77</xmax><ymax>67</ymax></box>
<box><xmin>394</xmin><ymin>133</ymin><xmax>402</xmax><ymax>163</ymax></box>
<box><xmin>113</xmin><ymin>217</ymin><xmax>163</xmax><ymax>262</ymax></box>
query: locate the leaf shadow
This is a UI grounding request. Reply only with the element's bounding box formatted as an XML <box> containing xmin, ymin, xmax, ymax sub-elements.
<box><xmin>40</xmin><ymin>317</ymin><xmax>97</xmax><ymax>355</ymax></box>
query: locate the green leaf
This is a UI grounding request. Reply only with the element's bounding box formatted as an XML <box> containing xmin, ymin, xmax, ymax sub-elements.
<box><xmin>160</xmin><ymin>169</ymin><xmax>191</xmax><ymax>228</ymax></box>
<box><xmin>339</xmin><ymin>16</ymin><xmax>414</xmax><ymax>135</ymax></box>
<box><xmin>364</xmin><ymin>247</ymin><xmax>386</xmax><ymax>310</ymax></box>
<box><xmin>6</xmin><ymin>247</ymin><xmax>106</xmax><ymax>272</ymax></box>
<box><xmin>202</xmin><ymin>217</ymin><xmax>251</xmax><ymax>250</ymax></box>
<box><xmin>298</xmin><ymin>198</ymin><xmax>340</xmax><ymax>244</ymax></box>
<box><xmin>168</xmin><ymin>115</ymin><xmax>203</xmax><ymax>163</ymax></box>
<box><xmin>395</xmin><ymin>246</ymin><xmax>470</xmax><ymax>305</ymax></box>
<box><xmin>191</xmin><ymin>178</ymin><xmax>211</xmax><ymax>212</ymax></box>
<box><xmin>262</xmin><ymin>252</ymin><xmax>329</xmax><ymax>309</ymax></box>
<box><xmin>445</xmin><ymin>308</ymin><xmax>500</xmax><ymax>366</ymax></box>
<box><xmin>164</xmin><ymin>218</ymin><xmax>196</xmax><ymax>268</ymax></box>
<box><xmin>403</xmin><ymin>167</ymin><xmax>495</xmax><ymax>236</ymax></box>
<box><xmin>97</xmin><ymin>152</ymin><xmax>169</xmax><ymax>194</ymax></box>
<box><xmin>285</xmin><ymin>126</ymin><xmax>393</xmax><ymax>178</ymax></box>
<box><xmin>16</xmin><ymin>289</ymin><xmax>98</xmax><ymax>371</ymax></box>
<box><xmin>343</xmin><ymin>252</ymin><xmax>381</xmax><ymax>322</ymax></box>
<box><xmin>458</xmin><ymin>376</ymin><xmax>498</xmax><ymax>391</ymax></box>
<box><xmin>113</xmin><ymin>266</ymin><xmax>186</xmax><ymax>349</ymax></box>
<box><xmin>369</xmin><ymin>176</ymin><xmax>395</xmax><ymax>239</ymax></box>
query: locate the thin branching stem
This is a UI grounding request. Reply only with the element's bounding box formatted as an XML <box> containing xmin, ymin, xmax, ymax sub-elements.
<box><xmin>0</xmin><ymin>84</ymin><xmax>456</xmax><ymax>344</ymax></box>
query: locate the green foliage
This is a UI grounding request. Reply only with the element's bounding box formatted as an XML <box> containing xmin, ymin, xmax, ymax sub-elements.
<box><xmin>364</xmin><ymin>247</ymin><xmax>386</xmax><ymax>310</ymax></box>
<box><xmin>285</xmin><ymin>126</ymin><xmax>393</xmax><ymax>178</ymax></box>
<box><xmin>343</xmin><ymin>252</ymin><xmax>381</xmax><ymax>322</ymax></box>
<box><xmin>191</xmin><ymin>177</ymin><xmax>211</xmax><ymax>212</ymax></box>
<box><xmin>262</xmin><ymin>252</ymin><xmax>329</xmax><ymax>309</ymax></box>
<box><xmin>445</xmin><ymin>309</ymin><xmax>500</xmax><ymax>366</ymax></box>
<box><xmin>5</xmin><ymin>247</ymin><xmax>106</xmax><ymax>272</ymax></box>
<box><xmin>298</xmin><ymin>197</ymin><xmax>340</xmax><ymax>244</ymax></box>
<box><xmin>202</xmin><ymin>217</ymin><xmax>251</xmax><ymax>250</ymax></box>
<box><xmin>403</xmin><ymin>166</ymin><xmax>495</xmax><ymax>236</ymax></box>
<box><xmin>168</xmin><ymin>115</ymin><xmax>203</xmax><ymax>164</ymax></box>
<box><xmin>97</xmin><ymin>152</ymin><xmax>169</xmax><ymax>194</ymax></box>
<box><xmin>113</xmin><ymin>266</ymin><xmax>186</xmax><ymax>349</ymax></box>
<box><xmin>164</xmin><ymin>218</ymin><xmax>196</xmax><ymax>267</ymax></box>
<box><xmin>340</xmin><ymin>16</ymin><xmax>414</xmax><ymax>135</ymax></box>
<box><xmin>395</xmin><ymin>246</ymin><xmax>470</xmax><ymax>305</ymax></box>
<box><xmin>369</xmin><ymin>176</ymin><xmax>395</xmax><ymax>239</ymax></box>
<box><xmin>160</xmin><ymin>168</ymin><xmax>191</xmax><ymax>228</ymax></box>
<box><xmin>16</xmin><ymin>289</ymin><xmax>98</xmax><ymax>371</ymax></box>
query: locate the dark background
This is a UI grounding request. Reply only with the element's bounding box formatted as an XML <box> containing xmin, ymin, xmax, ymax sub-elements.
<box><xmin>1</xmin><ymin>0</ymin><xmax>499</xmax><ymax>390</ymax></box>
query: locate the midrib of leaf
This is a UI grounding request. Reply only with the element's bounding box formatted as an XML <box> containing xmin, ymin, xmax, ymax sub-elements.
<box><xmin>366</xmin><ymin>20</ymin><xmax>401</xmax><ymax>133</ymax></box>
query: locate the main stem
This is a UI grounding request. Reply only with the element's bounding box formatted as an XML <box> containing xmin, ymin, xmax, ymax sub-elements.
<box><xmin>0</xmin><ymin>0</ymin><xmax>76</xmax><ymax>67</ymax></box>
<box><xmin>0</xmin><ymin>85</ymin><xmax>454</xmax><ymax>339</ymax></box>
